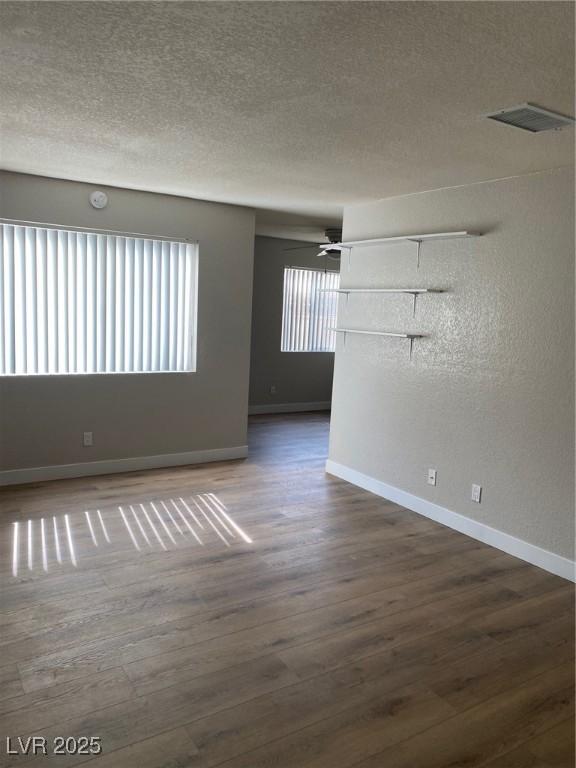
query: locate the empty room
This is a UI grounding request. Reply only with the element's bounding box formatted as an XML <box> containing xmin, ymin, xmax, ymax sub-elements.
<box><xmin>0</xmin><ymin>2</ymin><xmax>574</xmax><ymax>767</ymax></box>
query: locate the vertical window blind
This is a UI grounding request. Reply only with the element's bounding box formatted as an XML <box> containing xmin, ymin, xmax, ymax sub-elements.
<box><xmin>0</xmin><ymin>223</ymin><xmax>198</xmax><ymax>375</ymax></box>
<box><xmin>281</xmin><ymin>267</ymin><xmax>340</xmax><ymax>352</ymax></box>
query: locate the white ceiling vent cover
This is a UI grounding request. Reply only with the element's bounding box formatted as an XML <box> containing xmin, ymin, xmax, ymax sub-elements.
<box><xmin>486</xmin><ymin>103</ymin><xmax>575</xmax><ymax>133</ymax></box>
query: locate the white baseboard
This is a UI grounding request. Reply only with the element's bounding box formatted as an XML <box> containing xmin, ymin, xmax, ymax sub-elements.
<box><xmin>326</xmin><ymin>459</ymin><xmax>575</xmax><ymax>583</ymax></box>
<box><xmin>0</xmin><ymin>446</ymin><xmax>248</xmax><ymax>487</ymax></box>
<box><xmin>249</xmin><ymin>401</ymin><xmax>331</xmax><ymax>415</ymax></box>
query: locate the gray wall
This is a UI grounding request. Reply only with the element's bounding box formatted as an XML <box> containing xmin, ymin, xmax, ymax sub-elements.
<box><xmin>0</xmin><ymin>172</ymin><xmax>255</xmax><ymax>471</ymax></box>
<box><xmin>329</xmin><ymin>167</ymin><xmax>574</xmax><ymax>560</ymax></box>
<box><xmin>249</xmin><ymin>236</ymin><xmax>336</xmax><ymax>409</ymax></box>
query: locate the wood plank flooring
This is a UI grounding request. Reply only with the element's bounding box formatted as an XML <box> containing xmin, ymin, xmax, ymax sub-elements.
<box><xmin>0</xmin><ymin>413</ymin><xmax>573</xmax><ymax>767</ymax></box>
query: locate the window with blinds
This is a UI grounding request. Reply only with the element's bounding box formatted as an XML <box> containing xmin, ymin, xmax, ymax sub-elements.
<box><xmin>0</xmin><ymin>223</ymin><xmax>198</xmax><ymax>376</ymax></box>
<box><xmin>281</xmin><ymin>267</ymin><xmax>340</xmax><ymax>352</ymax></box>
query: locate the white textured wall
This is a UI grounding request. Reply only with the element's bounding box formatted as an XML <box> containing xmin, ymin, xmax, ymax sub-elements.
<box><xmin>0</xmin><ymin>172</ymin><xmax>255</xmax><ymax>471</ymax></box>
<box><xmin>329</xmin><ymin>167</ymin><xmax>574</xmax><ymax>560</ymax></box>
<box><xmin>249</xmin><ymin>236</ymin><xmax>335</xmax><ymax>408</ymax></box>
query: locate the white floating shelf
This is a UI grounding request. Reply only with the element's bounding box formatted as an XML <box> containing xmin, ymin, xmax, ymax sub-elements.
<box><xmin>319</xmin><ymin>288</ymin><xmax>444</xmax><ymax>294</ymax></box>
<box><xmin>331</xmin><ymin>328</ymin><xmax>424</xmax><ymax>339</ymax></box>
<box><xmin>333</xmin><ymin>231</ymin><xmax>480</xmax><ymax>248</ymax></box>
<box><xmin>330</xmin><ymin>327</ymin><xmax>425</xmax><ymax>359</ymax></box>
<box><xmin>319</xmin><ymin>287</ymin><xmax>445</xmax><ymax>315</ymax></box>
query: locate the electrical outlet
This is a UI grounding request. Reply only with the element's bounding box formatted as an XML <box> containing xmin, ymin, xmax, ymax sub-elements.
<box><xmin>83</xmin><ymin>431</ymin><xmax>94</xmax><ymax>447</ymax></box>
<box><xmin>270</xmin><ymin>385</ymin><xmax>277</xmax><ymax>395</ymax></box>
<box><xmin>427</xmin><ymin>468</ymin><xmax>437</xmax><ymax>486</ymax></box>
<box><xmin>471</xmin><ymin>484</ymin><xmax>482</xmax><ymax>503</ymax></box>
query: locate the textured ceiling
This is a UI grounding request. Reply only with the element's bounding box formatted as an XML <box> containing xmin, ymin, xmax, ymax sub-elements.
<box><xmin>0</xmin><ymin>1</ymin><xmax>574</xmax><ymax>239</ymax></box>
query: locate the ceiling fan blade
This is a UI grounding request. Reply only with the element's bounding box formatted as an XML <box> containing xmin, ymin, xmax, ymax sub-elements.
<box><xmin>282</xmin><ymin>243</ymin><xmax>326</xmax><ymax>252</ymax></box>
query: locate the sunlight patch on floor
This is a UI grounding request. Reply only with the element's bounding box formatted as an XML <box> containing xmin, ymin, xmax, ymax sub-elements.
<box><xmin>9</xmin><ymin>493</ymin><xmax>252</xmax><ymax>577</ymax></box>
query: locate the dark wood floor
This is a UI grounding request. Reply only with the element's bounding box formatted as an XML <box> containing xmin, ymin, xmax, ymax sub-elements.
<box><xmin>0</xmin><ymin>413</ymin><xmax>573</xmax><ymax>767</ymax></box>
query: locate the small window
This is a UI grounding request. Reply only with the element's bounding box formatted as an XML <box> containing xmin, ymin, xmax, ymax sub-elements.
<box><xmin>281</xmin><ymin>266</ymin><xmax>340</xmax><ymax>352</ymax></box>
<box><xmin>0</xmin><ymin>223</ymin><xmax>198</xmax><ymax>375</ymax></box>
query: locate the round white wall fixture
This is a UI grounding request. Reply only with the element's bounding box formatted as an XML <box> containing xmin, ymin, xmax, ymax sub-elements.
<box><xmin>89</xmin><ymin>190</ymin><xmax>108</xmax><ymax>209</ymax></box>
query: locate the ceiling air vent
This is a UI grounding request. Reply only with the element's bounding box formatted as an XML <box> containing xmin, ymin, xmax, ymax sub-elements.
<box><xmin>486</xmin><ymin>103</ymin><xmax>575</xmax><ymax>133</ymax></box>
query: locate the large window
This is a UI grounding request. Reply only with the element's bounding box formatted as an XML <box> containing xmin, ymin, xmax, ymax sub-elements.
<box><xmin>281</xmin><ymin>267</ymin><xmax>340</xmax><ymax>352</ymax></box>
<box><xmin>0</xmin><ymin>223</ymin><xmax>198</xmax><ymax>375</ymax></box>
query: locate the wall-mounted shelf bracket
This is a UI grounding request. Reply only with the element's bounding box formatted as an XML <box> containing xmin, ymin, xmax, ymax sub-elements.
<box><xmin>409</xmin><ymin>239</ymin><xmax>422</xmax><ymax>269</ymax></box>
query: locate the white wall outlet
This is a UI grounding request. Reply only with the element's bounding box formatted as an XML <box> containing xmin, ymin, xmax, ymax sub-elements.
<box><xmin>83</xmin><ymin>431</ymin><xmax>94</xmax><ymax>447</ymax></box>
<box><xmin>270</xmin><ymin>385</ymin><xmax>277</xmax><ymax>395</ymax></box>
<box><xmin>471</xmin><ymin>484</ymin><xmax>482</xmax><ymax>503</ymax></box>
<box><xmin>427</xmin><ymin>468</ymin><xmax>437</xmax><ymax>486</ymax></box>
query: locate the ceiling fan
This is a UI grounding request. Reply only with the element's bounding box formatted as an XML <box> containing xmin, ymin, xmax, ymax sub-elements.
<box><xmin>283</xmin><ymin>228</ymin><xmax>343</xmax><ymax>260</ymax></box>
